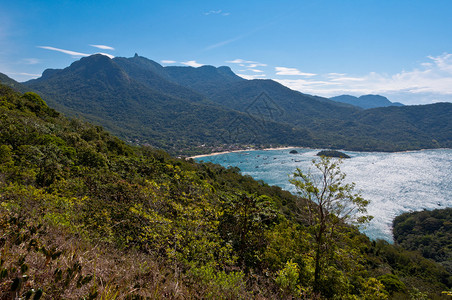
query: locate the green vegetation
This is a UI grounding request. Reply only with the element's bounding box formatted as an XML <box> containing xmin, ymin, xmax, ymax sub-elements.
<box><xmin>316</xmin><ymin>150</ymin><xmax>351</xmax><ymax>158</ymax></box>
<box><xmin>1</xmin><ymin>84</ymin><xmax>451</xmax><ymax>298</ymax></box>
<box><xmin>290</xmin><ymin>157</ymin><xmax>372</xmax><ymax>293</ymax></box>
<box><xmin>22</xmin><ymin>55</ymin><xmax>314</xmax><ymax>156</ymax></box>
<box><xmin>393</xmin><ymin>208</ymin><xmax>452</xmax><ymax>274</ymax></box>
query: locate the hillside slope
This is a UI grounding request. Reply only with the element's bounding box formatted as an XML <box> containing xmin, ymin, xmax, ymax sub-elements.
<box><xmin>24</xmin><ymin>55</ymin><xmax>315</xmax><ymax>154</ymax></box>
<box><xmin>1</xmin><ymin>84</ymin><xmax>450</xmax><ymax>299</ymax></box>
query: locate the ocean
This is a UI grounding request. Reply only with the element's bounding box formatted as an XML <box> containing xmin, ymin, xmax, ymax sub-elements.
<box><xmin>195</xmin><ymin>148</ymin><xmax>452</xmax><ymax>242</ymax></box>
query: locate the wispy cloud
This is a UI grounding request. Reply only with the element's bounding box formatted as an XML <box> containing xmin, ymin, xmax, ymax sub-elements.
<box><xmin>204</xmin><ymin>9</ymin><xmax>230</xmax><ymax>16</ymax></box>
<box><xmin>7</xmin><ymin>72</ymin><xmax>41</xmax><ymax>77</ymax></box>
<box><xmin>274</xmin><ymin>53</ymin><xmax>452</xmax><ymax>104</ymax></box>
<box><xmin>327</xmin><ymin>73</ymin><xmax>347</xmax><ymax>78</ymax></box>
<box><xmin>90</xmin><ymin>44</ymin><xmax>115</xmax><ymax>50</ymax></box>
<box><xmin>38</xmin><ymin>46</ymin><xmax>89</xmax><ymax>57</ymax></box>
<box><xmin>226</xmin><ymin>59</ymin><xmax>254</xmax><ymax>64</ymax></box>
<box><xmin>161</xmin><ymin>60</ymin><xmax>177</xmax><ymax>64</ymax></box>
<box><xmin>97</xmin><ymin>52</ymin><xmax>115</xmax><ymax>59</ymax></box>
<box><xmin>275</xmin><ymin>67</ymin><xmax>316</xmax><ymax>76</ymax></box>
<box><xmin>226</xmin><ymin>58</ymin><xmax>267</xmax><ymax>71</ymax></box>
<box><xmin>205</xmin><ymin>35</ymin><xmax>245</xmax><ymax>50</ymax></box>
<box><xmin>237</xmin><ymin>73</ymin><xmax>267</xmax><ymax>80</ymax></box>
<box><xmin>38</xmin><ymin>46</ymin><xmax>114</xmax><ymax>58</ymax></box>
<box><xmin>181</xmin><ymin>60</ymin><xmax>204</xmax><ymax>67</ymax></box>
<box><xmin>21</xmin><ymin>58</ymin><xmax>41</xmax><ymax>65</ymax></box>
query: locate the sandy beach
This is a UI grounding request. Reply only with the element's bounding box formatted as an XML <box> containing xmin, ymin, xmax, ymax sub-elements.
<box><xmin>188</xmin><ymin>146</ymin><xmax>296</xmax><ymax>159</ymax></box>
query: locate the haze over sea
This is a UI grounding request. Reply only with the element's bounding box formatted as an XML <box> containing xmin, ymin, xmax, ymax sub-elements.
<box><xmin>195</xmin><ymin>148</ymin><xmax>452</xmax><ymax>242</ymax></box>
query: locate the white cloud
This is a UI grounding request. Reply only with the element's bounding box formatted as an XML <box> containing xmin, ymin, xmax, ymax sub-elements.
<box><xmin>97</xmin><ymin>52</ymin><xmax>115</xmax><ymax>59</ymax></box>
<box><xmin>21</xmin><ymin>58</ymin><xmax>41</xmax><ymax>65</ymax></box>
<box><xmin>330</xmin><ymin>77</ymin><xmax>365</xmax><ymax>82</ymax></box>
<box><xmin>275</xmin><ymin>67</ymin><xmax>316</xmax><ymax>76</ymax></box>
<box><xmin>7</xmin><ymin>72</ymin><xmax>41</xmax><ymax>77</ymax></box>
<box><xmin>227</xmin><ymin>59</ymin><xmax>255</xmax><ymax>64</ymax></box>
<box><xmin>181</xmin><ymin>60</ymin><xmax>204</xmax><ymax>67</ymax></box>
<box><xmin>204</xmin><ymin>9</ymin><xmax>222</xmax><ymax>15</ymax></box>
<box><xmin>237</xmin><ymin>73</ymin><xmax>266</xmax><ymax>80</ymax></box>
<box><xmin>161</xmin><ymin>60</ymin><xmax>177</xmax><ymax>64</ymax></box>
<box><xmin>274</xmin><ymin>53</ymin><xmax>452</xmax><ymax>104</ymax></box>
<box><xmin>204</xmin><ymin>10</ymin><xmax>230</xmax><ymax>16</ymax></box>
<box><xmin>205</xmin><ymin>36</ymin><xmax>242</xmax><ymax>50</ymax></box>
<box><xmin>248</xmin><ymin>63</ymin><xmax>267</xmax><ymax>68</ymax></box>
<box><xmin>38</xmin><ymin>46</ymin><xmax>90</xmax><ymax>57</ymax></box>
<box><xmin>37</xmin><ymin>46</ymin><xmax>114</xmax><ymax>59</ymax></box>
<box><xmin>227</xmin><ymin>59</ymin><xmax>267</xmax><ymax>71</ymax></box>
<box><xmin>90</xmin><ymin>44</ymin><xmax>115</xmax><ymax>50</ymax></box>
<box><xmin>326</xmin><ymin>73</ymin><xmax>347</xmax><ymax>78</ymax></box>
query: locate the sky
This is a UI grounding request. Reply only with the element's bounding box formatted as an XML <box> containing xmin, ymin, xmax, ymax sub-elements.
<box><xmin>1</xmin><ymin>0</ymin><xmax>452</xmax><ymax>105</ymax></box>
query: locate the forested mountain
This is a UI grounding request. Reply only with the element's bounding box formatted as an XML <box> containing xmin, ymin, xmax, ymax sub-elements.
<box><xmin>165</xmin><ymin>64</ymin><xmax>245</xmax><ymax>95</ymax></box>
<box><xmin>113</xmin><ymin>54</ymin><xmax>208</xmax><ymax>103</ymax></box>
<box><xmin>331</xmin><ymin>94</ymin><xmax>404</xmax><ymax>109</ymax></box>
<box><xmin>21</xmin><ymin>54</ymin><xmax>452</xmax><ymax>154</ymax></box>
<box><xmin>23</xmin><ymin>55</ymin><xmax>314</xmax><ymax>155</ymax></box>
<box><xmin>1</xmin><ymin>84</ymin><xmax>450</xmax><ymax>298</ymax></box>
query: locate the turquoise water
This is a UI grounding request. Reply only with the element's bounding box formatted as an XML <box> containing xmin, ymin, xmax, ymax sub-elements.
<box><xmin>195</xmin><ymin>148</ymin><xmax>452</xmax><ymax>242</ymax></box>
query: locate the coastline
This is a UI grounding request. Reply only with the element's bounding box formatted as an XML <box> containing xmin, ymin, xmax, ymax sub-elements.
<box><xmin>188</xmin><ymin>146</ymin><xmax>296</xmax><ymax>159</ymax></box>
<box><xmin>187</xmin><ymin>147</ymin><xmax>452</xmax><ymax>159</ymax></box>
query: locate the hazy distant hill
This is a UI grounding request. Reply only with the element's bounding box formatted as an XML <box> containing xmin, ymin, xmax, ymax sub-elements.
<box><xmin>23</xmin><ymin>54</ymin><xmax>452</xmax><ymax>153</ymax></box>
<box><xmin>331</xmin><ymin>94</ymin><xmax>404</xmax><ymax>109</ymax></box>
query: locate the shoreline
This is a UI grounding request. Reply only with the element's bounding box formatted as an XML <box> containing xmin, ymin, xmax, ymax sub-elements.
<box><xmin>188</xmin><ymin>146</ymin><xmax>296</xmax><ymax>159</ymax></box>
<box><xmin>187</xmin><ymin>146</ymin><xmax>451</xmax><ymax>159</ymax></box>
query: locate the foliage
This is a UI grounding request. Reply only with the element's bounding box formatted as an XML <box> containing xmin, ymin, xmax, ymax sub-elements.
<box><xmin>21</xmin><ymin>56</ymin><xmax>314</xmax><ymax>156</ymax></box>
<box><xmin>0</xmin><ymin>84</ymin><xmax>450</xmax><ymax>298</ymax></box>
<box><xmin>393</xmin><ymin>208</ymin><xmax>452</xmax><ymax>274</ymax></box>
<box><xmin>275</xmin><ymin>260</ymin><xmax>301</xmax><ymax>297</ymax></box>
<box><xmin>378</xmin><ymin>274</ymin><xmax>406</xmax><ymax>294</ymax></box>
<box><xmin>289</xmin><ymin>157</ymin><xmax>372</xmax><ymax>295</ymax></box>
<box><xmin>316</xmin><ymin>150</ymin><xmax>351</xmax><ymax>158</ymax></box>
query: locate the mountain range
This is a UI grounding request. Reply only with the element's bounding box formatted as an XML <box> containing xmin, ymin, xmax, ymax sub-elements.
<box><xmin>330</xmin><ymin>94</ymin><xmax>404</xmax><ymax>109</ymax></box>
<box><xmin>1</xmin><ymin>53</ymin><xmax>451</xmax><ymax>154</ymax></box>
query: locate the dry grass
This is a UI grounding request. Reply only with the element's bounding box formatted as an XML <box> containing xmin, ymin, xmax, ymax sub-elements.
<box><xmin>0</xmin><ymin>211</ymin><xmax>195</xmax><ymax>299</ymax></box>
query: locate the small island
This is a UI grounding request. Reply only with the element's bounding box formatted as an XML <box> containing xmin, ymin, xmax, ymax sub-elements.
<box><xmin>316</xmin><ymin>150</ymin><xmax>351</xmax><ymax>158</ymax></box>
<box><xmin>289</xmin><ymin>149</ymin><xmax>299</xmax><ymax>154</ymax></box>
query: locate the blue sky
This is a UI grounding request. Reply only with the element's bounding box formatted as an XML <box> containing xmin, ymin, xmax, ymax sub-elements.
<box><xmin>1</xmin><ymin>0</ymin><xmax>452</xmax><ymax>104</ymax></box>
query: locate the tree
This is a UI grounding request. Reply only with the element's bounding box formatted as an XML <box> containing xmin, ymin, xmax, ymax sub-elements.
<box><xmin>289</xmin><ymin>156</ymin><xmax>372</xmax><ymax>294</ymax></box>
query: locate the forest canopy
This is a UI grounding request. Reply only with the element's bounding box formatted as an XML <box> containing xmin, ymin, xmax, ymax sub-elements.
<box><xmin>0</xmin><ymin>84</ymin><xmax>451</xmax><ymax>299</ymax></box>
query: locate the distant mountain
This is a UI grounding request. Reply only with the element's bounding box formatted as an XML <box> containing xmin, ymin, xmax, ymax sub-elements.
<box><xmin>190</xmin><ymin>78</ymin><xmax>360</xmax><ymax>128</ymax></box>
<box><xmin>24</xmin><ymin>54</ymin><xmax>315</xmax><ymax>154</ymax></box>
<box><xmin>23</xmin><ymin>54</ymin><xmax>452</xmax><ymax>153</ymax></box>
<box><xmin>330</xmin><ymin>94</ymin><xmax>404</xmax><ymax>109</ymax></box>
